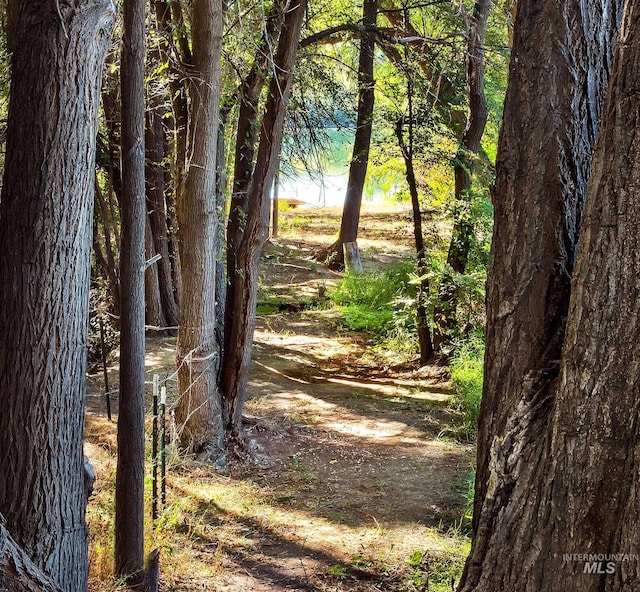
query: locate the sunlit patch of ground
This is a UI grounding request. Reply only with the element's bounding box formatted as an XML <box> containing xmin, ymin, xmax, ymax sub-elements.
<box><xmin>85</xmin><ymin>205</ymin><xmax>473</xmax><ymax>591</ymax></box>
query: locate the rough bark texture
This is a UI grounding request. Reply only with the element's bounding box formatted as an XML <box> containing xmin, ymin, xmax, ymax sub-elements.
<box><xmin>0</xmin><ymin>2</ymin><xmax>114</xmax><ymax>590</ymax></box>
<box><xmin>115</xmin><ymin>0</ymin><xmax>147</xmax><ymax>583</ymax></box>
<box><xmin>471</xmin><ymin>0</ymin><xmax>624</xmax><ymax>534</ymax></box>
<box><xmin>175</xmin><ymin>0</ymin><xmax>224</xmax><ymax>451</ymax></box>
<box><xmin>220</xmin><ymin>0</ymin><xmax>307</xmax><ymax>449</ymax></box>
<box><xmin>432</xmin><ymin>0</ymin><xmax>491</xmax><ymax>349</ymax></box>
<box><xmin>460</xmin><ymin>0</ymin><xmax>624</xmax><ymax>592</ymax></box>
<box><xmin>225</xmin><ymin>0</ymin><xmax>285</xmax><ymax>357</ymax></box>
<box><xmin>145</xmin><ymin>95</ymin><xmax>180</xmax><ymax>328</ymax></box>
<box><xmin>0</xmin><ymin>519</ymin><xmax>62</xmax><ymax>592</ymax></box>
<box><xmin>330</xmin><ymin>0</ymin><xmax>377</xmax><ymax>270</ymax></box>
<box><xmin>461</xmin><ymin>4</ymin><xmax>640</xmax><ymax>588</ymax></box>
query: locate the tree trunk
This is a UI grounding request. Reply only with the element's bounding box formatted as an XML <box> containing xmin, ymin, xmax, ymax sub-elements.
<box><xmin>225</xmin><ymin>0</ymin><xmax>285</xmax><ymax>359</ymax></box>
<box><xmin>0</xmin><ymin>519</ymin><xmax>62</xmax><ymax>592</ymax></box>
<box><xmin>329</xmin><ymin>0</ymin><xmax>377</xmax><ymax>271</ymax></box>
<box><xmin>220</xmin><ymin>0</ymin><xmax>307</xmax><ymax>452</ymax></box>
<box><xmin>115</xmin><ymin>0</ymin><xmax>147</xmax><ymax>584</ymax></box>
<box><xmin>0</xmin><ymin>2</ymin><xmax>114</xmax><ymax>590</ymax></box>
<box><xmin>145</xmin><ymin>217</ymin><xmax>167</xmax><ymax>330</ymax></box>
<box><xmin>432</xmin><ymin>0</ymin><xmax>491</xmax><ymax>350</ymax></box>
<box><xmin>145</xmin><ymin>95</ymin><xmax>180</xmax><ymax>328</ymax></box>
<box><xmin>460</xmin><ymin>0</ymin><xmax>624</xmax><ymax>592</ymax></box>
<box><xmin>395</xmin><ymin>117</ymin><xmax>434</xmax><ymax>365</ymax></box>
<box><xmin>174</xmin><ymin>0</ymin><xmax>224</xmax><ymax>452</ymax></box>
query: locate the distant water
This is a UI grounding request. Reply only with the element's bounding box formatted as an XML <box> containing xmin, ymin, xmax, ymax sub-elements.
<box><xmin>275</xmin><ymin>170</ymin><xmax>391</xmax><ymax>208</ymax></box>
<box><xmin>276</xmin><ymin>171</ymin><xmax>349</xmax><ymax>208</ymax></box>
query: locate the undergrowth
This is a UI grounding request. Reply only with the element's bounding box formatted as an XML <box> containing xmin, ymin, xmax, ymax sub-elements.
<box><xmin>449</xmin><ymin>336</ymin><xmax>484</xmax><ymax>437</ymax></box>
<box><xmin>330</xmin><ymin>262</ymin><xmax>420</xmax><ymax>358</ymax></box>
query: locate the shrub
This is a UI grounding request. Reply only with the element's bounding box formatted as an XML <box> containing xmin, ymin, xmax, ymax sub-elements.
<box><xmin>330</xmin><ymin>262</ymin><xmax>416</xmax><ymax>339</ymax></box>
<box><xmin>449</xmin><ymin>337</ymin><xmax>484</xmax><ymax>434</ymax></box>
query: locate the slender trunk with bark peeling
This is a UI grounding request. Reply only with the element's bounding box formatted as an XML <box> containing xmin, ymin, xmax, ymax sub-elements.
<box><xmin>175</xmin><ymin>0</ymin><xmax>224</xmax><ymax>451</ymax></box>
<box><xmin>433</xmin><ymin>0</ymin><xmax>491</xmax><ymax>350</ymax></box>
<box><xmin>0</xmin><ymin>2</ymin><xmax>114</xmax><ymax>590</ymax></box>
<box><xmin>220</xmin><ymin>0</ymin><xmax>307</xmax><ymax>451</ymax></box>
<box><xmin>115</xmin><ymin>0</ymin><xmax>147</xmax><ymax>583</ymax></box>
<box><xmin>461</xmin><ymin>4</ymin><xmax>640</xmax><ymax>588</ymax></box>
<box><xmin>329</xmin><ymin>0</ymin><xmax>377</xmax><ymax>271</ymax></box>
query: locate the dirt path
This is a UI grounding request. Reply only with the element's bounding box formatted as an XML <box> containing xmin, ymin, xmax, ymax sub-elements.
<box><xmin>85</xmin><ymin>205</ymin><xmax>474</xmax><ymax>591</ymax></box>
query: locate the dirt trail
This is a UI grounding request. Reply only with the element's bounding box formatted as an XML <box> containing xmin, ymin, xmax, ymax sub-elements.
<box><xmin>85</xmin><ymin>205</ymin><xmax>474</xmax><ymax>592</ymax></box>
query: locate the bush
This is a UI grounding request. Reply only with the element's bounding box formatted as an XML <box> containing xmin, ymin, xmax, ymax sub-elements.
<box><xmin>330</xmin><ymin>262</ymin><xmax>416</xmax><ymax>339</ymax></box>
<box><xmin>449</xmin><ymin>337</ymin><xmax>484</xmax><ymax>434</ymax></box>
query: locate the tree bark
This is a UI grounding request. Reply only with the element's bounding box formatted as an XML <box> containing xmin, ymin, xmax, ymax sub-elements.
<box><xmin>460</xmin><ymin>0</ymin><xmax>624</xmax><ymax>592</ymax></box>
<box><xmin>174</xmin><ymin>0</ymin><xmax>224</xmax><ymax>451</ymax></box>
<box><xmin>145</xmin><ymin>94</ymin><xmax>180</xmax><ymax>328</ymax></box>
<box><xmin>220</xmin><ymin>0</ymin><xmax>307</xmax><ymax>451</ymax></box>
<box><xmin>460</xmin><ymin>3</ymin><xmax>640</xmax><ymax>588</ymax></box>
<box><xmin>0</xmin><ymin>519</ymin><xmax>62</xmax><ymax>592</ymax></box>
<box><xmin>0</xmin><ymin>2</ymin><xmax>114</xmax><ymax>590</ymax></box>
<box><xmin>225</xmin><ymin>0</ymin><xmax>285</xmax><ymax>358</ymax></box>
<box><xmin>329</xmin><ymin>0</ymin><xmax>377</xmax><ymax>271</ymax></box>
<box><xmin>115</xmin><ymin>0</ymin><xmax>147</xmax><ymax>584</ymax></box>
<box><xmin>145</xmin><ymin>217</ymin><xmax>167</xmax><ymax>330</ymax></box>
<box><xmin>432</xmin><ymin>0</ymin><xmax>491</xmax><ymax>350</ymax></box>
<box><xmin>470</xmin><ymin>0</ymin><xmax>624</xmax><ymax>539</ymax></box>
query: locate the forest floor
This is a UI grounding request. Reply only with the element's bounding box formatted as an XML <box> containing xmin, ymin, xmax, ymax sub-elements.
<box><xmin>85</xmin><ymin>204</ymin><xmax>475</xmax><ymax>592</ymax></box>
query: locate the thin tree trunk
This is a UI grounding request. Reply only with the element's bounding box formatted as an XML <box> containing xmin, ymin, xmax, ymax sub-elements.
<box><xmin>225</xmin><ymin>1</ymin><xmax>285</xmax><ymax>357</ymax></box>
<box><xmin>145</xmin><ymin>96</ymin><xmax>180</xmax><ymax>327</ymax></box>
<box><xmin>432</xmin><ymin>0</ymin><xmax>491</xmax><ymax>350</ymax></box>
<box><xmin>460</xmin><ymin>3</ymin><xmax>640</xmax><ymax>588</ymax></box>
<box><xmin>220</xmin><ymin>0</ymin><xmax>307</xmax><ymax>451</ymax></box>
<box><xmin>115</xmin><ymin>0</ymin><xmax>147</xmax><ymax>584</ymax></box>
<box><xmin>396</xmin><ymin>117</ymin><xmax>433</xmax><ymax>365</ymax></box>
<box><xmin>329</xmin><ymin>0</ymin><xmax>377</xmax><ymax>271</ymax></box>
<box><xmin>145</xmin><ymin>217</ymin><xmax>167</xmax><ymax>330</ymax></box>
<box><xmin>174</xmin><ymin>0</ymin><xmax>224</xmax><ymax>452</ymax></box>
<box><xmin>0</xmin><ymin>2</ymin><xmax>114</xmax><ymax>590</ymax></box>
<box><xmin>94</xmin><ymin>176</ymin><xmax>121</xmax><ymax>315</ymax></box>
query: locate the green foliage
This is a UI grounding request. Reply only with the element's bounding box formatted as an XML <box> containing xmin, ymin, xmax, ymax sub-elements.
<box><xmin>449</xmin><ymin>337</ymin><xmax>484</xmax><ymax>435</ymax></box>
<box><xmin>330</xmin><ymin>262</ymin><xmax>416</xmax><ymax>338</ymax></box>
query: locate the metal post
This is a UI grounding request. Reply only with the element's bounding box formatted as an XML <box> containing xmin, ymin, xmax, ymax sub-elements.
<box><xmin>160</xmin><ymin>385</ymin><xmax>166</xmax><ymax>507</ymax></box>
<box><xmin>152</xmin><ymin>374</ymin><xmax>159</xmax><ymax>522</ymax></box>
<box><xmin>99</xmin><ymin>317</ymin><xmax>112</xmax><ymax>421</ymax></box>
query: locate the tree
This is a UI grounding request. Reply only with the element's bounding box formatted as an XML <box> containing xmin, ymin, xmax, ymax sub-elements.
<box><xmin>174</xmin><ymin>0</ymin><xmax>225</xmax><ymax>451</ymax></box>
<box><xmin>459</xmin><ymin>0</ymin><xmax>626</xmax><ymax>589</ymax></box>
<box><xmin>114</xmin><ymin>0</ymin><xmax>147</xmax><ymax>584</ymax></box>
<box><xmin>327</xmin><ymin>0</ymin><xmax>377</xmax><ymax>271</ymax></box>
<box><xmin>220</xmin><ymin>0</ymin><xmax>307</xmax><ymax>454</ymax></box>
<box><xmin>432</xmin><ymin>0</ymin><xmax>491</xmax><ymax>349</ymax></box>
<box><xmin>0</xmin><ymin>1</ymin><xmax>114</xmax><ymax>590</ymax></box>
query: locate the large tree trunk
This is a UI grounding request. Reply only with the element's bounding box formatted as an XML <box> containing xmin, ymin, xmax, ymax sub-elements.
<box><xmin>432</xmin><ymin>0</ymin><xmax>491</xmax><ymax>350</ymax></box>
<box><xmin>0</xmin><ymin>2</ymin><xmax>114</xmax><ymax>590</ymax></box>
<box><xmin>174</xmin><ymin>0</ymin><xmax>224</xmax><ymax>452</ymax></box>
<box><xmin>115</xmin><ymin>0</ymin><xmax>147</xmax><ymax>584</ymax></box>
<box><xmin>220</xmin><ymin>0</ymin><xmax>307</xmax><ymax>453</ymax></box>
<box><xmin>459</xmin><ymin>0</ymin><xmax>626</xmax><ymax>589</ymax></box>
<box><xmin>0</xmin><ymin>519</ymin><xmax>62</xmax><ymax>592</ymax></box>
<box><xmin>470</xmin><ymin>0</ymin><xmax>623</xmax><ymax>534</ymax></box>
<box><xmin>329</xmin><ymin>0</ymin><xmax>377</xmax><ymax>271</ymax></box>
